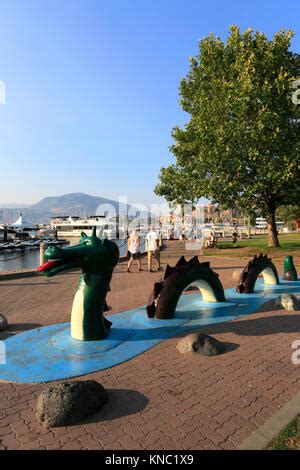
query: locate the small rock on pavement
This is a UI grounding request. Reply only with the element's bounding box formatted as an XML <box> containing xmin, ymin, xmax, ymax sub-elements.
<box><xmin>0</xmin><ymin>314</ymin><xmax>8</xmax><ymax>331</ymax></box>
<box><xmin>275</xmin><ymin>293</ymin><xmax>299</xmax><ymax>311</ymax></box>
<box><xmin>176</xmin><ymin>333</ymin><xmax>225</xmax><ymax>356</ymax></box>
<box><xmin>36</xmin><ymin>380</ymin><xmax>107</xmax><ymax>428</ymax></box>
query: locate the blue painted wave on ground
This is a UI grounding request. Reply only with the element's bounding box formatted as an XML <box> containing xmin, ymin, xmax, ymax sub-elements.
<box><xmin>0</xmin><ymin>279</ymin><xmax>299</xmax><ymax>383</ymax></box>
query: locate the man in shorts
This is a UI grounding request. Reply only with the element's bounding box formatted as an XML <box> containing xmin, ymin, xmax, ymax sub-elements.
<box><xmin>146</xmin><ymin>226</ymin><xmax>163</xmax><ymax>273</ymax></box>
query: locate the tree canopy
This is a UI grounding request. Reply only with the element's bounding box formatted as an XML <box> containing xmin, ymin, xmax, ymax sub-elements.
<box><xmin>155</xmin><ymin>26</ymin><xmax>300</xmax><ymax>246</ymax></box>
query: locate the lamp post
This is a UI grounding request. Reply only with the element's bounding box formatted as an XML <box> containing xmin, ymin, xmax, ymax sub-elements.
<box><xmin>39</xmin><ymin>241</ymin><xmax>45</xmax><ymax>265</ymax></box>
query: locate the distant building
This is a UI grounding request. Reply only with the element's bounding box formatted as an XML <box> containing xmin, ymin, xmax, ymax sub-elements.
<box><xmin>159</xmin><ymin>204</ymin><xmax>242</xmax><ymax>226</ymax></box>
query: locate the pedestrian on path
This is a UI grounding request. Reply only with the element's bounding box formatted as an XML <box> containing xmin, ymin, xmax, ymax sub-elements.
<box><xmin>146</xmin><ymin>225</ymin><xmax>163</xmax><ymax>273</ymax></box>
<box><xmin>232</xmin><ymin>229</ymin><xmax>238</xmax><ymax>247</ymax></box>
<box><xmin>127</xmin><ymin>229</ymin><xmax>142</xmax><ymax>272</ymax></box>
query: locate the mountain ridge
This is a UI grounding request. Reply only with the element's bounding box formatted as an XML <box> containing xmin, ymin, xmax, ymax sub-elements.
<box><xmin>1</xmin><ymin>192</ymin><xmax>138</xmax><ymax>224</ymax></box>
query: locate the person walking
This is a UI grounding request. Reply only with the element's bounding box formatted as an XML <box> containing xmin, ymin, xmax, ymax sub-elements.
<box><xmin>127</xmin><ymin>229</ymin><xmax>142</xmax><ymax>272</ymax></box>
<box><xmin>232</xmin><ymin>229</ymin><xmax>238</xmax><ymax>247</ymax></box>
<box><xmin>209</xmin><ymin>231</ymin><xmax>216</xmax><ymax>247</ymax></box>
<box><xmin>146</xmin><ymin>225</ymin><xmax>162</xmax><ymax>272</ymax></box>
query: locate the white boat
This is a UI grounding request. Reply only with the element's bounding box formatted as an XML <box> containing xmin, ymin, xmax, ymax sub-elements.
<box><xmin>255</xmin><ymin>217</ymin><xmax>268</xmax><ymax>229</ymax></box>
<box><xmin>50</xmin><ymin>216</ymin><xmax>118</xmax><ymax>238</ymax></box>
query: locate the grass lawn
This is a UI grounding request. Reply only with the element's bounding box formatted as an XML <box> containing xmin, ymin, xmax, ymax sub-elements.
<box><xmin>205</xmin><ymin>233</ymin><xmax>300</xmax><ymax>265</ymax></box>
<box><xmin>218</xmin><ymin>233</ymin><xmax>300</xmax><ymax>250</ymax></box>
<box><xmin>267</xmin><ymin>415</ymin><xmax>300</xmax><ymax>450</ymax></box>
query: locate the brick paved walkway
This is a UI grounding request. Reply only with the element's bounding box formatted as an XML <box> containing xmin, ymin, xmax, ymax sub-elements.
<box><xmin>0</xmin><ymin>241</ymin><xmax>299</xmax><ymax>449</ymax></box>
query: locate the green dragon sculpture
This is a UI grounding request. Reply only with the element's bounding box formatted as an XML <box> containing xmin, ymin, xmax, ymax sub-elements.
<box><xmin>283</xmin><ymin>255</ymin><xmax>298</xmax><ymax>281</ymax></box>
<box><xmin>38</xmin><ymin>227</ymin><xmax>119</xmax><ymax>341</ymax></box>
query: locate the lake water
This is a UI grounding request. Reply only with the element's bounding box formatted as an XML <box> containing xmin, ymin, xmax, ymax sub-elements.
<box><xmin>0</xmin><ymin>238</ymin><xmax>145</xmax><ymax>273</ymax></box>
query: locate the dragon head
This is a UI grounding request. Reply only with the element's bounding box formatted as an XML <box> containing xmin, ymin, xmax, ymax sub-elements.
<box><xmin>38</xmin><ymin>227</ymin><xmax>119</xmax><ymax>277</ymax></box>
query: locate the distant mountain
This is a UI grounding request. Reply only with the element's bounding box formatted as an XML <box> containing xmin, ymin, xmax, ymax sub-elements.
<box><xmin>0</xmin><ymin>193</ymin><xmax>148</xmax><ymax>224</ymax></box>
<box><xmin>31</xmin><ymin>192</ymin><xmax>122</xmax><ymax>217</ymax></box>
<box><xmin>30</xmin><ymin>192</ymin><xmax>136</xmax><ymax>223</ymax></box>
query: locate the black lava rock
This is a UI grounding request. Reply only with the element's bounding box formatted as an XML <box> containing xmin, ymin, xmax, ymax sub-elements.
<box><xmin>36</xmin><ymin>380</ymin><xmax>107</xmax><ymax>428</ymax></box>
<box><xmin>192</xmin><ymin>333</ymin><xmax>225</xmax><ymax>356</ymax></box>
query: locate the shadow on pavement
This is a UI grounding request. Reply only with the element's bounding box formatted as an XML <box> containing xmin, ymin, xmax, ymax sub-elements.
<box><xmin>0</xmin><ymin>282</ymin><xmax>59</xmax><ymax>286</ymax></box>
<box><xmin>81</xmin><ymin>388</ymin><xmax>149</xmax><ymax>424</ymax></box>
<box><xmin>0</xmin><ymin>322</ymin><xmax>42</xmax><ymax>340</ymax></box>
<box><xmin>219</xmin><ymin>341</ymin><xmax>239</xmax><ymax>353</ymax></box>
<box><xmin>204</xmin><ymin>314</ymin><xmax>300</xmax><ymax>337</ymax></box>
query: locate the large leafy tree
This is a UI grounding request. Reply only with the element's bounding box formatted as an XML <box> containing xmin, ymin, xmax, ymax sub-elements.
<box><xmin>155</xmin><ymin>27</ymin><xmax>300</xmax><ymax>247</ymax></box>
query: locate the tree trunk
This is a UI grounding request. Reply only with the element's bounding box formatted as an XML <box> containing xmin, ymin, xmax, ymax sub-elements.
<box><xmin>247</xmin><ymin>217</ymin><xmax>252</xmax><ymax>239</ymax></box>
<box><xmin>266</xmin><ymin>208</ymin><xmax>280</xmax><ymax>247</ymax></box>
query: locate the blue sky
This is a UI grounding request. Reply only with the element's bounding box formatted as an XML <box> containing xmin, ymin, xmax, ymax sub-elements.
<box><xmin>0</xmin><ymin>0</ymin><xmax>299</xmax><ymax>207</ymax></box>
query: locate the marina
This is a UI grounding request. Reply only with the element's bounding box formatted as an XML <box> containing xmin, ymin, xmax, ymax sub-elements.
<box><xmin>0</xmin><ymin>238</ymin><xmax>144</xmax><ymax>272</ymax></box>
<box><xmin>0</xmin><ymin>214</ymin><xmax>132</xmax><ymax>272</ymax></box>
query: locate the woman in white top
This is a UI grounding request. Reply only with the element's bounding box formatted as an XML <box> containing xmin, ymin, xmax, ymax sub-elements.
<box><xmin>127</xmin><ymin>229</ymin><xmax>142</xmax><ymax>272</ymax></box>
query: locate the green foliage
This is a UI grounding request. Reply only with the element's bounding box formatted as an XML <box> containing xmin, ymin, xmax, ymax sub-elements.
<box><xmin>155</xmin><ymin>26</ymin><xmax>300</xmax><ymax>247</ymax></box>
<box><xmin>268</xmin><ymin>415</ymin><xmax>300</xmax><ymax>450</ymax></box>
<box><xmin>155</xmin><ymin>164</ymin><xmax>198</xmax><ymax>205</ymax></box>
<box><xmin>276</xmin><ymin>204</ymin><xmax>300</xmax><ymax>223</ymax></box>
<box><xmin>249</xmin><ymin>210</ymin><xmax>257</xmax><ymax>227</ymax></box>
